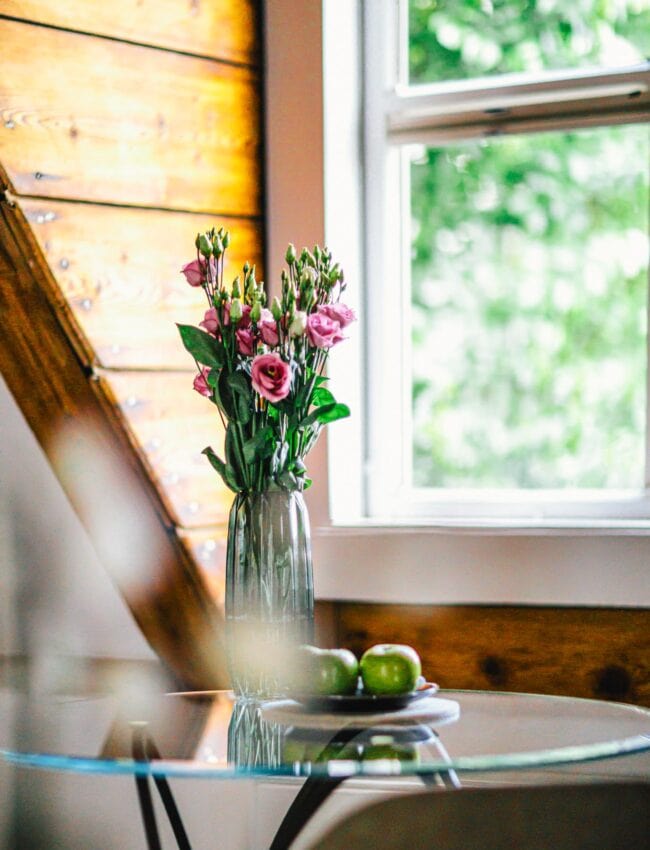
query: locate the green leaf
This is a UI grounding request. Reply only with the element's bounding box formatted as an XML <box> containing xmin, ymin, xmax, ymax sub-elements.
<box><xmin>201</xmin><ymin>446</ymin><xmax>238</xmax><ymax>493</ymax></box>
<box><xmin>227</xmin><ymin>370</ymin><xmax>251</xmax><ymax>397</ymax></box>
<box><xmin>227</xmin><ymin>371</ymin><xmax>253</xmax><ymax>425</ymax></box>
<box><xmin>224</xmin><ymin>466</ymin><xmax>240</xmax><ymax>492</ymax></box>
<box><xmin>216</xmin><ymin>369</ymin><xmax>236</xmax><ymax>420</ymax></box>
<box><xmin>316</xmin><ymin>402</ymin><xmax>350</xmax><ymax>424</ymax></box>
<box><xmin>312</xmin><ymin>387</ymin><xmax>336</xmax><ymax>407</ymax></box>
<box><xmin>225</xmin><ymin>424</ymin><xmax>246</xmax><ymax>489</ymax></box>
<box><xmin>243</xmin><ymin>426</ymin><xmax>275</xmax><ymax>465</ymax></box>
<box><xmin>176</xmin><ymin>324</ymin><xmax>223</xmax><ymax>369</ymax></box>
<box><xmin>299</xmin><ymin>402</ymin><xmax>336</xmax><ymax>429</ymax></box>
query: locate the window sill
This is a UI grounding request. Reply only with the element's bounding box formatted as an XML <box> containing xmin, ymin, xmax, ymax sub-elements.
<box><xmin>318</xmin><ymin>517</ymin><xmax>650</xmax><ymax>536</ymax></box>
<box><xmin>310</xmin><ymin>520</ymin><xmax>650</xmax><ymax>608</ymax></box>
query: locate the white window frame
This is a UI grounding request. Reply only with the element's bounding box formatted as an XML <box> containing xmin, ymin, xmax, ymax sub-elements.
<box><xmin>264</xmin><ymin>0</ymin><xmax>650</xmax><ymax>608</ymax></box>
<box><xmin>363</xmin><ymin>0</ymin><xmax>650</xmax><ymax>525</ymax></box>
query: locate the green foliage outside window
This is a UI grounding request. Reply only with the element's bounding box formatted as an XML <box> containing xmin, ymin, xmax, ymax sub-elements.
<box><xmin>408</xmin><ymin>2</ymin><xmax>650</xmax><ymax>489</ymax></box>
<box><xmin>409</xmin><ymin>0</ymin><xmax>650</xmax><ymax>85</ymax></box>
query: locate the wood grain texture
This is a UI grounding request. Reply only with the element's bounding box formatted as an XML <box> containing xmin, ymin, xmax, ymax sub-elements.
<box><xmin>0</xmin><ymin>188</ymin><xmax>229</xmax><ymax>690</ymax></box>
<box><xmin>21</xmin><ymin>198</ymin><xmax>264</xmax><ymax>369</ymax></box>
<box><xmin>314</xmin><ymin>600</ymin><xmax>339</xmax><ymax>649</ymax></box>
<box><xmin>0</xmin><ymin>0</ymin><xmax>261</xmax><ymax>66</ymax></box>
<box><xmin>335</xmin><ymin>602</ymin><xmax>650</xmax><ymax>706</ymax></box>
<box><xmin>0</xmin><ymin>18</ymin><xmax>262</xmax><ymax>215</ymax></box>
<box><xmin>102</xmin><ymin>370</ymin><xmax>231</xmax><ymax>529</ymax></box>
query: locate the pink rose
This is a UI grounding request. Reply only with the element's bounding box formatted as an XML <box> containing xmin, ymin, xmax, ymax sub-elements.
<box><xmin>236</xmin><ymin>328</ymin><xmax>255</xmax><ymax>356</ymax></box>
<box><xmin>200</xmin><ymin>307</ymin><xmax>219</xmax><ymax>335</ymax></box>
<box><xmin>193</xmin><ymin>367</ymin><xmax>212</xmax><ymax>398</ymax></box>
<box><xmin>251</xmin><ymin>353</ymin><xmax>291</xmax><ymax>403</ymax></box>
<box><xmin>258</xmin><ymin>308</ymin><xmax>279</xmax><ymax>346</ymax></box>
<box><xmin>318</xmin><ymin>302</ymin><xmax>356</xmax><ymax>329</ymax></box>
<box><xmin>306</xmin><ymin>313</ymin><xmax>345</xmax><ymax>349</ymax></box>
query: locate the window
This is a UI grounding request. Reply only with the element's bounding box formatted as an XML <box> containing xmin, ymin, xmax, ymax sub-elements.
<box><xmin>363</xmin><ymin>0</ymin><xmax>650</xmax><ymax>524</ymax></box>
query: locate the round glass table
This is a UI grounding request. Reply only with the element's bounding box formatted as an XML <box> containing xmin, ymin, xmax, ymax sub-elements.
<box><xmin>1</xmin><ymin>687</ymin><xmax>649</xmax><ymax>850</ymax></box>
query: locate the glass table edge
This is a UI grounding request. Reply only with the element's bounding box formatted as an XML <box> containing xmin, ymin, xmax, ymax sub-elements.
<box><xmin>1</xmin><ymin>688</ymin><xmax>649</xmax><ymax>780</ymax></box>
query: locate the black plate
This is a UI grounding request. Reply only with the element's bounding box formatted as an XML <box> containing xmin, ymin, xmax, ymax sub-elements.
<box><xmin>292</xmin><ymin>683</ymin><xmax>439</xmax><ymax>714</ymax></box>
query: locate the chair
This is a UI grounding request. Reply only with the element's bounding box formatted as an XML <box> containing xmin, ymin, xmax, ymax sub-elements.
<box><xmin>307</xmin><ymin>782</ymin><xmax>650</xmax><ymax>850</ymax></box>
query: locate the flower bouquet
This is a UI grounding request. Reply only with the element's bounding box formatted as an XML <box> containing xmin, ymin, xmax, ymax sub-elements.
<box><xmin>178</xmin><ymin>227</ymin><xmax>355</xmax><ymax>695</ymax></box>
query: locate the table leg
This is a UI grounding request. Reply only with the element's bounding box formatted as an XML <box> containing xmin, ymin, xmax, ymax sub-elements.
<box><xmin>268</xmin><ymin>774</ymin><xmax>348</xmax><ymax>850</ymax></box>
<box><xmin>419</xmin><ymin>733</ymin><xmax>462</xmax><ymax>789</ymax></box>
<box><xmin>147</xmin><ymin>739</ymin><xmax>194</xmax><ymax>850</ymax></box>
<box><xmin>269</xmin><ymin>727</ymin><xmax>364</xmax><ymax>850</ymax></box>
<box><xmin>132</xmin><ymin>726</ymin><xmax>194</xmax><ymax>850</ymax></box>
<box><xmin>133</xmin><ymin>726</ymin><xmax>163</xmax><ymax>850</ymax></box>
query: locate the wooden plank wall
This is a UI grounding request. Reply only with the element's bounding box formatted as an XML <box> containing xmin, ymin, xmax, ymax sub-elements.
<box><xmin>0</xmin><ymin>1</ymin><xmax>263</xmax><ymax>686</ymax></box>
<box><xmin>318</xmin><ymin>601</ymin><xmax>650</xmax><ymax>707</ymax></box>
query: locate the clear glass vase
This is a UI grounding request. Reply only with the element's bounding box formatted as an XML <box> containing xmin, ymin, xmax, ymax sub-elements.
<box><xmin>225</xmin><ymin>488</ymin><xmax>314</xmax><ymax>697</ymax></box>
<box><xmin>227</xmin><ymin>698</ymin><xmax>284</xmax><ymax>769</ymax></box>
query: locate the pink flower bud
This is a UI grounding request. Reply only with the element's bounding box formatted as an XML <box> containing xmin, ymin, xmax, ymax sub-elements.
<box><xmin>200</xmin><ymin>307</ymin><xmax>219</xmax><ymax>335</ymax></box>
<box><xmin>251</xmin><ymin>353</ymin><xmax>291</xmax><ymax>403</ymax></box>
<box><xmin>236</xmin><ymin>328</ymin><xmax>255</xmax><ymax>357</ymax></box>
<box><xmin>193</xmin><ymin>367</ymin><xmax>212</xmax><ymax>398</ymax></box>
<box><xmin>239</xmin><ymin>304</ymin><xmax>252</xmax><ymax>329</ymax></box>
<box><xmin>181</xmin><ymin>258</ymin><xmax>206</xmax><ymax>287</ymax></box>
<box><xmin>259</xmin><ymin>308</ymin><xmax>279</xmax><ymax>347</ymax></box>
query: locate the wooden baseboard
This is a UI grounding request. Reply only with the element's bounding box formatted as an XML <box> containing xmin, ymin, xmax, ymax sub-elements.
<box><xmin>316</xmin><ymin>601</ymin><xmax>650</xmax><ymax>707</ymax></box>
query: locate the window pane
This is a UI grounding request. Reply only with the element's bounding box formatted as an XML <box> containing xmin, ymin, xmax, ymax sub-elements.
<box><xmin>411</xmin><ymin>123</ymin><xmax>649</xmax><ymax>489</ymax></box>
<box><xmin>409</xmin><ymin>0</ymin><xmax>650</xmax><ymax>86</ymax></box>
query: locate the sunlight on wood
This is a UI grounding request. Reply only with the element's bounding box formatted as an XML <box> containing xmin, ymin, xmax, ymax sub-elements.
<box><xmin>22</xmin><ymin>199</ymin><xmax>264</xmax><ymax>369</ymax></box>
<box><xmin>0</xmin><ymin>19</ymin><xmax>262</xmax><ymax>215</ymax></box>
<box><xmin>0</xmin><ymin>0</ymin><xmax>260</xmax><ymax>65</ymax></box>
<box><xmin>102</xmin><ymin>371</ymin><xmax>232</xmax><ymax>529</ymax></box>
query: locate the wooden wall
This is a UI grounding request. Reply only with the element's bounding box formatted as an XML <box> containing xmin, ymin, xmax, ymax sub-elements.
<box><xmin>317</xmin><ymin>601</ymin><xmax>650</xmax><ymax>707</ymax></box>
<box><xmin>0</xmin><ymin>1</ymin><xmax>264</xmax><ymax>687</ymax></box>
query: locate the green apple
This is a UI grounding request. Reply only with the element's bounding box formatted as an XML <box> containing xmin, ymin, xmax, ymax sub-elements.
<box><xmin>298</xmin><ymin>645</ymin><xmax>359</xmax><ymax>695</ymax></box>
<box><xmin>361</xmin><ymin>742</ymin><xmax>419</xmax><ymax>763</ymax></box>
<box><xmin>308</xmin><ymin>742</ymin><xmax>360</xmax><ymax>763</ymax></box>
<box><xmin>359</xmin><ymin>644</ymin><xmax>422</xmax><ymax>695</ymax></box>
<box><xmin>282</xmin><ymin>738</ymin><xmax>306</xmax><ymax>764</ymax></box>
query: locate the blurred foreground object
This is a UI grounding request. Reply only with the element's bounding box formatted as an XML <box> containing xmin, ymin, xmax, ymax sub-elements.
<box><xmin>309</xmin><ymin>782</ymin><xmax>650</xmax><ymax>850</ymax></box>
<box><xmin>53</xmin><ymin>415</ymin><xmax>228</xmax><ymax>689</ymax></box>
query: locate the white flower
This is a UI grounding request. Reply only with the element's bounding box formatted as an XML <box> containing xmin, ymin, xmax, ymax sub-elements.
<box><xmin>289</xmin><ymin>311</ymin><xmax>308</xmax><ymax>337</ymax></box>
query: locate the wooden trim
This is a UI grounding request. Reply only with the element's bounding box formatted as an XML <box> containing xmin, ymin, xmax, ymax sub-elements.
<box><xmin>0</xmin><ymin>174</ymin><xmax>229</xmax><ymax>690</ymax></box>
<box><xmin>326</xmin><ymin>601</ymin><xmax>650</xmax><ymax>707</ymax></box>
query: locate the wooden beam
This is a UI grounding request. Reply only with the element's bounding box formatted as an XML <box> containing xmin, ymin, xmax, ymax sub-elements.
<box><xmin>0</xmin><ymin>177</ymin><xmax>229</xmax><ymax>690</ymax></box>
